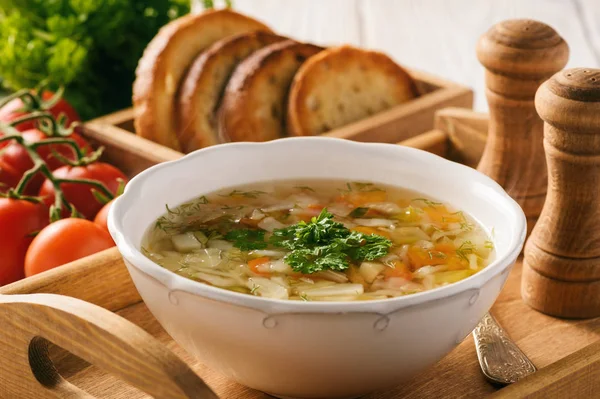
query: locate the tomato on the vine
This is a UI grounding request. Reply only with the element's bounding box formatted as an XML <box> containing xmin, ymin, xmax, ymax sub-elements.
<box><xmin>5</xmin><ymin>130</ymin><xmax>91</xmax><ymax>191</ymax></box>
<box><xmin>93</xmin><ymin>199</ymin><xmax>113</xmax><ymax>233</ymax></box>
<box><xmin>0</xmin><ymin>129</ymin><xmax>92</xmax><ymax>194</ymax></box>
<box><xmin>0</xmin><ymin>91</ymin><xmax>80</xmax><ymax>132</ymax></box>
<box><xmin>0</xmin><ymin>198</ymin><xmax>48</xmax><ymax>286</ymax></box>
<box><xmin>0</xmin><ymin>159</ymin><xmax>22</xmax><ymax>193</ymax></box>
<box><xmin>39</xmin><ymin>162</ymin><xmax>127</xmax><ymax>220</ymax></box>
<box><xmin>25</xmin><ymin>218</ymin><xmax>114</xmax><ymax>277</ymax></box>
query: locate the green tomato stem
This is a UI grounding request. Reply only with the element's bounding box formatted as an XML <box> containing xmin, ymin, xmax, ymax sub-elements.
<box><xmin>8</xmin><ymin>111</ymin><xmax>62</xmax><ymax>135</ymax></box>
<box><xmin>0</xmin><ymin>89</ymin><xmax>39</xmax><ymax>110</ymax></box>
<box><xmin>0</xmin><ymin>124</ymin><xmax>112</xmax><ymax>221</ymax></box>
<box><xmin>30</xmin><ymin>137</ymin><xmax>84</xmax><ymax>160</ymax></box>
<box><xmin>55</xmin><ymin>177</ymin><xmax>114</xmax><ymax>200</ymax></box>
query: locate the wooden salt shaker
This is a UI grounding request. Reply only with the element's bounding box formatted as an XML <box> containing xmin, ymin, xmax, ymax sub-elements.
<box><xmin>523</xmin><ymin>68</ymin><xmax>600</xmax><ymax>318</ymax></box>
<box><xmin>476</xmin><ymin>20</ymin><xmax>569</xmax><ymax>233</ymax></box>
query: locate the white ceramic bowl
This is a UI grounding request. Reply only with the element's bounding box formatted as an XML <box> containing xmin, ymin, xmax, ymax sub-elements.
<box><xmin>108</xmin><ymin>137</ymin><xmax>526</xmax><ymax>399</ymax></box>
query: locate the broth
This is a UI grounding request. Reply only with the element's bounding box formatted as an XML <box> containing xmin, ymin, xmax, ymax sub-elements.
<box><xmin>143</xmin><ymin>180</ymin><xmax>494</xmax><ymax>301</ymax></box>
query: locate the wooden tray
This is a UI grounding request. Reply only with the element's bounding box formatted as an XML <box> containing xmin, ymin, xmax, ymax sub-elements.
<box><xmin>91</xmin><ymin>68</ymin><xmax>473</xmax><ymax>145</ymax></box>
<box><xmin>1</xmin><ymin>109</ymin><xmax>598</xmax><ymax>398</ymax></box>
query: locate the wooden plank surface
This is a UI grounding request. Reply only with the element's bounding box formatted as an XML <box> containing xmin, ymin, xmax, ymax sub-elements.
<box><xmin>34</xmin><ymin>259</ymin><xmax>598</xmax><ymax>398</ymax></box>
<box><xmin>229</xmin><ymin>0</ymin><xmax>600</xmax><ymax>113</ymax></box>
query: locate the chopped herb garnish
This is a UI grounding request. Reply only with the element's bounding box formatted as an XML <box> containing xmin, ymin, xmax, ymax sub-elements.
<box><xmin>456</xmin><ymin>241</ymin><xmax>476</xmax><ymax>261</ymax></box>
<box><xmin>250</xmin><ymin>284</ymin><xmax>260</xmax><ymax>294</ymax></box>
<box><xmin>225</xmin><ymin>229</ymin><xmax>268</xmax><ymax>251</ymax></box>
<box><xmin>427</xmin><ymin>250</ymin><xmax>447</xmax><ymax>260</ymax></box>
<box><xmin>412</xmin><ymin>198</ymin><xmax>442</xmax><ymax>207</ymax></box>
<box><xmin>220</xmin><ymin>189</ymin><xmax>266</xmax><ymax>199</ymax></box>
<box><xmin>269</xmin><ymin>209</ymin><xmax>392</xmax><ymax>274</ymax></box>
<box><xmin>294</xmin><ymin>186</ymin><xmax>315</xmax><ymax>192</ymax></box>
<box><xmin>352</xmin><ymin>182</ymin><xmax>384</xmax><ymax>192</ymax></box>
<box><xmin>349</xmin><ymin>207</ymin><xmax>369</xmax><ymax>218</ymax></box>
<box><xmin>165</xmin><ymin>204</ymin><xmax>180</xmax><ymax>215</ymax></box>
<box><xmin>484</xmin><ymin>240</ymin><xmax>494</xmax><ymax>249</ymax></box>
<box><xmin>221</xmin><ymin>204</ymin><xmax>245</xmax><ymax>211</ymax></box>
<box><xmin>338</xmin><ymin>182</ymin><xmax>384</xmax><ymax>193</ymax></box>
<box><xmin>300</xmin><ymin>293</ymin><xmax>309</xmax><ymax>301</ymax></box>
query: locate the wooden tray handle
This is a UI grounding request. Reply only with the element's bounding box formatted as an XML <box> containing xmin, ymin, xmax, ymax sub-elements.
<box><xmin>0</xmin><ymin>293</ymin><xmax>218</xmax><ymax>399</ymax></box>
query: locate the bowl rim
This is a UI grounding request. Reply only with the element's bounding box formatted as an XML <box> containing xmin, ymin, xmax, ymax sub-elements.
<box><xmin>108</xmin><ymin>137</ymin><xmax>526</xmax><ymax>314</ymax></box>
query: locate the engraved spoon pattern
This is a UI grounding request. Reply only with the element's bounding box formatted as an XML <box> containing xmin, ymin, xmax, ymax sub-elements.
<box><xmin>472</xmin><ymin>312</ymin><xmax>537</xmax><ymax>385</ymax></box>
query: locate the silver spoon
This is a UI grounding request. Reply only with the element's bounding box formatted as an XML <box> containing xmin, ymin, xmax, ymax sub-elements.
<box><xmin>472</xmin><ymin>312</ymin><xmax>537</xmax><ymax>385</ymax></box>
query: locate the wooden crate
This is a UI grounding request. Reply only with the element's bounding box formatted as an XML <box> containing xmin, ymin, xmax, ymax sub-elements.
<box><xmin>91</xmin><ymin>68</ymin><xmax>473</xmax><ymax>145</ymax></box>
<box><xmin>0</xmin><ymin>109</ymin><xmax>598</xmax><ymax>398</ymax></box>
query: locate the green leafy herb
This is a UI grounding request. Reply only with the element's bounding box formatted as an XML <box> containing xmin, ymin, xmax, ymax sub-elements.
<box><xmin>0</xmin><ymin>0</ymin><xmax>191</xmax><ymax>119</ymax></box>
<box><xmin>294</xmin><ymin>186</ymin><xmax>315</xmax><ymax>192</ymax></box>
<box><xmin>338</xmin><ymin>182</ymin><xmax>384</xmax><ymax>193</ymax></box>
<box><xmin>225</xmin><ymin>229</ymin><xmax>267</xmax><ymax>251</ymax></box>
<box><xmin>269</xmin><ymin>209</ymin><xmax>392</xmax><ymax>274</ymax></box>
<box><xmin>412</xmin><ymin>198</ymin><xmax>442</xmax><ymax>207</ymax></box>
<box><xmin>484</xmin><ymin>240</ymin><xmax>494</xmax><ymax>249</ymax></box>
<box><xmin>250</xmin><ymin>283</ymin><xmax>260</xmax><ymax>295</ymax></box>
<box><xmin>456</xmin><ymin>241</ymin><xmax>476</xmax><ymax>261</ymax></box>
<box><xmin>352</xmin><ymin>182</ymin><xmax>384</xmax><ymax>192</ymax></box>
<box><xmin>349</xmin><ymin>207</ymin><xmax>369</xmax><ymax>218</ymax></box>
<box><xmin>220</xmin><ymin>189</ymin><xmax>266</xmax><ymax>199</ymax></box>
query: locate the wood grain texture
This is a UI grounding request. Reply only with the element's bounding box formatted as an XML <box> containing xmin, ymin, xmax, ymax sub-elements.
<box><xmin>323</xmin><ymin>80</ymin><xmax>473</xmax><ymax>143</ymax></box>
<box><xmin>523</xmin><ymin>68</ymin><xmax>600</xmax><ymax>318</ymax></box>
<box><xmin>398</xmin><ymin>129</ymin><xmax>449</xmax><ymax>157</ymax></box>
<box><xmin>0</xmin><ymin>294</ymin><xmax>216</xmax><ymax>399</ymax></box>
<box><xmin>491</xmin><ymin>340</ymin><xmax>600</xmax><ymax>398</ymax></box>
<box><xmin>3</xmin><ymin>258</ymin><xmax>597</xmax><ymax>398</ymax></box>
<box><xmin>434</xmin><ymin>107</ymin><xmax>488</xmax><ymax>167</ymax></box>
<box><xmin>90</xmin><ymin>69</ymin><xmax>474</xmax><ymax>145</ymax></box>
<box><xmin>475</xmin><ymin>19</ymin><xmax>568</xmax><ymax>234</ymax></box>
<box><xmin>79</xmin><ymin>123</ymin><xmax>183</xmax><ymax>178</ymax></box>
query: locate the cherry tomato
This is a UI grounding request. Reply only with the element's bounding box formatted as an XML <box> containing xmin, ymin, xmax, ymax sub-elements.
<box><xmin>24</xmin><ymin>218</ymin><xmax>114</xmax><ymax>277</ymax></box>
<box><xmin>0</xmin><ymin>91</ymin><xmax>80</xmax><ymax>132</ymax></box>
<box><xmin>0</xmin><ymin>129</ymin><xmax>91</xmax><ymax>194</ymax></box>
<box><xmin>0</xmin><ymin>158</ymin><xmax>22</xmax><ymax>193</ymax></box>
<box><xmin>0</xmin><ymin>198</ymin><xmax>48</xmax><ymax>286</ymax></box>
<box><xmin>39</xmin><ymin>162</ymin><xmax>127</xmax><ymax>220</ymax></box>
<box><xmin>94</xmin><ymin>199</ymin><xmax>113</xmax><ymax>232</ymax></box>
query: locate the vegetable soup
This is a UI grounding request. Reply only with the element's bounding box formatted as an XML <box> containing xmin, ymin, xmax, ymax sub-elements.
<box><xmin>143</xmin><ymin>181</ymin><xmax>494</xmax><ymax>301</ymax></box>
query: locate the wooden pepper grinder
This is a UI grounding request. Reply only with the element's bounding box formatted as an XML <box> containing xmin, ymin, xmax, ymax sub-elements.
<box><xmin>523</xmin><ymin>68</ymin><xmax>600</xmax><ymax>318</ymax></box>
<box><xmin>476</xmin><ymin>19</ymin><xmax>569</xmax><ymax>233</ymax></box>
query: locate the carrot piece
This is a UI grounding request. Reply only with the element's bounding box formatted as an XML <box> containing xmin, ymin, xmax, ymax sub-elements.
<box><xmin>424</xmin><ymin>205</ymin><xmax>462</xmax><ymax>224</ymax></box>
<box><xmin>339</xmin><ymin>191</ymin><xmax>387</xmax><ymax>207</ymax></box>
<box><xmin>434</xmin><ymin>243</ymin><xmax>455</xmax><ymax>253</ymax></box>
<box><xmin>307</xmin><ymin>204</ymin><xmax>324</xmax><ymax>211</ymax></box>
<box><xmin>407</xmin><ymin>246</ymin><xmax>447</xmax><ymax>269</ymax></box>
<box><xmin>248</xmin><ymin>256</ymin><xmax>271</xmax><ymax>274</ymax></box>
<box><xmin>383</xmin><ymin>260</ymin><xmax>412</xmax><ymax>279</ymax></box>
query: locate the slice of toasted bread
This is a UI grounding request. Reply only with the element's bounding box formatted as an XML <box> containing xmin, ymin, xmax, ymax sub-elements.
<box><xmin>218</xmin><ymin>40</ymin><xmax>323</xmax><ymax>143</ymax></box>
<box><xmin>286</xmin><ymin>45</ymin><xmax>419</xmax><ymax>136</ymax></box>
<box><xmin>133</xmin><ymin>9</ymin><xmax>272</xmax><ymax>151</ymax></box>
<box><xmin>177</xmin><ymin>31</ymin><xmax>288</xmax><ymax>152</ymax></box>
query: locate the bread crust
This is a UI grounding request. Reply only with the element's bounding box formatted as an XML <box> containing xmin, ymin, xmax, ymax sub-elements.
<box><xmin>218</xmin><ymin>40</ymin><xmax>323</xmax><ymax>143</ymax></box>
<box><xmin>133</xmin><ymin>9</ymin><xmax>272</xmax><ymax>151</ymax></box>
<box><xmin>177</xmin><ymin>31</ymin><xmax>287</xmax><ymax>153</ymax></box>
<box><xmin>286</xmin><ymin>45</ymin><xmax>419</xmax><ymax>136</ymax></box>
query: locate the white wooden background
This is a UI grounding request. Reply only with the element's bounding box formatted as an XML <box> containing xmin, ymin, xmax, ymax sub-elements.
<box><xmin>213</xmin><ymin>0</ymin><xmax>600</xmax><ymax>112</ymax></box>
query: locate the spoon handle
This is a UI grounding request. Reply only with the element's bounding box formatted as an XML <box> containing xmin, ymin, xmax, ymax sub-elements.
<box><xmin>472</xmin><ymin>312</ymin><xmax>537</xmax><ymax>385</ymax></box>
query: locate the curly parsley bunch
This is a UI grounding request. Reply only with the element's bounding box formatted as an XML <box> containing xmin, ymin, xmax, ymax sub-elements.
<box><xmin>0</xmin><ymin>0</ymin><xmax>190</xmax><ymax>119</ymax></box>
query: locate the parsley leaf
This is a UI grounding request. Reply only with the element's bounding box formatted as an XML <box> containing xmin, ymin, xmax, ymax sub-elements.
<box><xmin>349</xmin><ymin>207</ymin><xmax>369</xmax><ymax>218</ymax></box>
<box><xmin>225</xmin><ymin>229</ymin><xmax>267</xmax><ymax>251</ymax></box>
<box><xmin>269</xmin><ymin>209</ymin><xmax>392</xmax><ymax>274</ymax></box>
